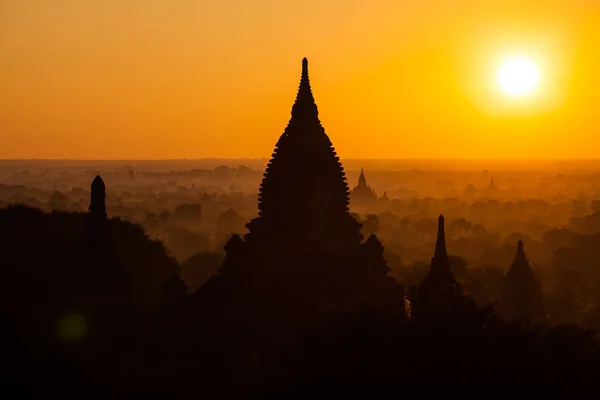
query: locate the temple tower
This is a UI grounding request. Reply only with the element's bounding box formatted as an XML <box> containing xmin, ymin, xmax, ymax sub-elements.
<box><xmin>415</xmin><ymin>215</ymin><xmax>464</xmax><ymax>319</ymax></box>
<box><xmin>245</xmin><ymin>58</ymin><xmax>362</xmax><ymax>250</ymax></box>
<box><xmin>486</xmin><ymin>176</ymin><xmax>500</xmax><ymax>197</ymax></box>
<box><xmin>498</xmin><ymin>240</ymin><xmax>543</xmax><ymax>321</ymax></box>
<box><xmin>358</xmin><ymin>168</ymin><xmax>367</xmax><ymax>187</ymax></box>
<box><xmin>89</xmin><ymin>175</ymin><xmax>107</xmax><ymax>218</ymax></box>
<box><xmin>79</xmin><ymin>175</ymin><xmax>130</xmax><ymax>303</ymax></box>
<box><xmin>350</xmin><ymin>169</ymin><xmax>378</xmax><ymax>204</ymax></box>
<box><xmin>201</xmin><ymin>59</ymin><xmax>405</xmax><ymax>330</ymax></box>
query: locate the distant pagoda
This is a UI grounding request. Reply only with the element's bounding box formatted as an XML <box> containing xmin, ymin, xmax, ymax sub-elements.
<box><xmin>498</xmin><ymin>240</ymin><xmax>543</xmax><ymax>321</ymax></box>
<box><xmin>79</xmin><ymin>175</ymin><xmax>131</xmax><ymax>306</ymax></box>
<box><xmin>350</xmin><ymin>168</ymin><xmax>378</xmax><ymax>205</ymax></box>
<box><xmin>194</xmin><ymin>59</ymin><xmax>405</xmax><ymax>333</ymax></box>
<box><xmin>414</xmin><ymin>215</ymin><xmax>465</xmax><ymax>319</ymax></box>
<box><xmin>485</xmin><ymin>176</ymin><xmax>500</xmax><ymax>197</ymax></box>
<box><xmin>89</xmin><ymin>175</ymin><xmax>107</xmax><ymax>218</ymax></box>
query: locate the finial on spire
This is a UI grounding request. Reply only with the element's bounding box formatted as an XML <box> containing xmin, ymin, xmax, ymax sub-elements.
<box><xmin>434</xmin><ymin>215</ymin><xmax>447</xmax><ymax>258</ymax></box>
<box><xmin>291</xmin><ymin>57</ymin><xmax>318</xmax><ymax>121</ymax></box>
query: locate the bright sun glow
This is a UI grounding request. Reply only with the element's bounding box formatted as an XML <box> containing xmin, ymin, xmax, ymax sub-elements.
<box><xmin>497</xmin><ymin>57</ymin><xmax>539</xmax><ymax>96</ymax></box>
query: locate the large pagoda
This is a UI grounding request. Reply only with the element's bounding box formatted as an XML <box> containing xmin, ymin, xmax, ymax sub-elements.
<box><xmin>195</xmin><ymin>59</ymin><xmax>405</xmax><ymax>333</ymax></box>
<box><xmin>245</xmin><ymin>58</ymin><xmax>362</xmax><ymax>250</ymax></box>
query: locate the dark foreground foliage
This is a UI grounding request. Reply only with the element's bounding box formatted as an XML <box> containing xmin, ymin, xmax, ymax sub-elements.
<box><xmin>1</xmin><ymin>205</ymin><xmax>600</xmax><ymax>398</ymax></box>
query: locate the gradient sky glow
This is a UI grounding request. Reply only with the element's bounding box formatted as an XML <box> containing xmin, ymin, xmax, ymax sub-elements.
<box><xmin>1</xmin><ymin>0</ymin><xmax>599</xmax><ymax>159</ymax></box>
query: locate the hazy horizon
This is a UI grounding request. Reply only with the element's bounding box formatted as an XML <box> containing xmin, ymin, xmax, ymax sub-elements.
<box><xmin>4</xmin><ymin>157</ymin><xmax>600</xmax><ymax>174</ymax></box>
<box><xmin>4</xmin><ymin>157</ymin><xmax>600</xmax><ymax>161</ymax></box>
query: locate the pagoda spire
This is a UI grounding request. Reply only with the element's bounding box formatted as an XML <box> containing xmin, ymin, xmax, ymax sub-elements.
<box><xmin>245</xmin><ymin>58</ymin><xmax>362</xmax><ymax>250</ymax></box>
<box><xmin>350</xmin><ymin>168</ymin><xmax>377</xmax><ymax>204</ymax></box>
<box><xmin>358</xmin><ymin>168</ymin><xmax>367</xmax><ymax>186</ymax></box>
<box><xmin>506</xmin><ymin>239</ymin><xmax>534</xmax><ymax>276</ymax></box>
<box><xmin>290</xmin><ymin>57</ymin><xmax>319</xmax><ymax>125</ymax></box>
<box><xmin>433</xmin><ymin>215</ymin><xmax>447</xmax><ymax>260</ymax></box>
<box><xmin>414</xmin><ymin>213</ymin><xmax>464</xmax><ymax>319</ymax></box>
<box><xmin>427</xmin><ymin>214</ymin><xmax>452</xmax><ymax>278</ymax></box>
<box><xmin>515</xmin><ymin>239</ymin><xmax>526</xmax><ymax>263</ymax></box>
<box><xmin>499</xmin><ymin>238</ymin><xmax>543</xmax><ymax>320</ymax></box>
<box><xmin>89</xmin><ymin>175</ymin><xmax>107</xmax><ymax>218</ymax></box>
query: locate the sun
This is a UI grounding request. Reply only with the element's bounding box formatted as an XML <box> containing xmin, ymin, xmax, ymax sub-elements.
<box><xmin>497</xmin><ymin>57</ymin><xmax>539</xmax><ymax>96</ymax></box>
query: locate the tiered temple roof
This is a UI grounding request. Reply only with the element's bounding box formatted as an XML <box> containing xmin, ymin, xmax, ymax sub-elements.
<box><xmin>195</xmin><ymin>58</ymin><xmax>406</xmax><ymax>333</ymax></box>
<box><xmin>415</xmin><ymin>215</ymin><xmax>464</xmax><ymax>318</ymax></box>
<box><xmin>499</xmin><ymin>240</ymin><xmax>543</xmax><ymax>320</ymax></box>
<box><xmin>351</xmin><ymin>169</ymin><xmax>377</xmax><ymax>203</ymax></box>
<box><xmin>245</xmin><ymin>58</ymin><xmax>362</xmax><ymax>250</ymax></box>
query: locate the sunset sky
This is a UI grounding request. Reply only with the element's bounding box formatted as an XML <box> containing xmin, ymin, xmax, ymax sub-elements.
<box><xmin>1</xmin><ymin>0</ymin><xmax>599</xmax><ymax>159</ymax></box>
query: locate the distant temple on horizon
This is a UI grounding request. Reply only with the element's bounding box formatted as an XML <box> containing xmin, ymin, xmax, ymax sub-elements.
<box><xmin>350</xmin><ymin>168</ymin><xmax>378</xmax><ymax>205</ymax></box>
<box><xmin>486</xmin><ymin>176</ymin><xmax>500</xmax><ymax>196</ymax></box>
<box><xmin>194</xmin><ymin>58</ymin><xmax>405</xmax><ymax>332</ymax></box>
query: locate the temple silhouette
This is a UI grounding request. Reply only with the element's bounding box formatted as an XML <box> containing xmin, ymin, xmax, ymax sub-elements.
<box><xmin>78</xmin><ymin>175</ymin><xmax>131</xmax><ymax>304</ymax></box>
<box><xmin>191</xmin><ymin>58</ymin><xmax>405</xmax><ymax>339</ymax></box>
<box><xmin>4</xmin><ymin>58</ymin><xmax>600</xmax><ymax>396</ymax></box>
<box><xmin>486</xmin><ymin>176</ymin><xmax>500</xmax><ymax>196</ymax></box>
<box><xmin>89</xmin><ymin>175</ymin><xmax>107</xmax><ymax>218</ymax></box>
<box><xmin>498</xmin><ymin>239</ymin><xmax>543</xmax><ymax>321</ymax></box>
<box><xmin>412</xmin><ymin>215</ymin><xmax>467</xmax><ymax>320</ymax></box>
<box><xmin>350</xmin><ymin>168</ymin><xmax>378</xmax><ymax>205</ymax></box>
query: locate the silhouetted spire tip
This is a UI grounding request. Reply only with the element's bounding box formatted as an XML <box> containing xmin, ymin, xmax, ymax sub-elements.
<box><xmin>516</xmin><ymin>239</ymin><xmax>526</xmax><ymax>258</ymax></box>
<box><xmin>358</xmin><ymin>168</ymin><xmax>367</xmax><ymax>184</ymax></box>
<box><xmin>229</xmin><ymin>233</ymin><xmax>243</xmax><ymax>243</ymax></box>
<box><xmin>89</xmin><ymin>175</ymin><xmax>107</xmax><ymax>217</ymax></box>
<box><xmin>434</xmin><ymin>214</ymin><xmax>447</xmax><ymax>258</ymax></box>
<box><xmin>91</xmin><ymin>175</ymin><xmax>105</xmax><ymax>189</ymax></box>
<box><xmin>366</xmin><ymin>233</ymin><xmax>379</xmax><ymax>242</ymax></box>
<box><xmin>302</xmin><ymin>58</ymin><xmax>308</xmax><ymax>76</ymax></box>
<box><xmin>290</xmin><ymin>57</ymin><xmax>318</xmax><ymax>119</ymax></box>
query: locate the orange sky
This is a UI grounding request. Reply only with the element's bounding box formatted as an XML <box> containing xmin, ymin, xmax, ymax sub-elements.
<box><xmin>1</xmin><ymin>0</ymin><xmax>599</xmax><ymax>159</ymax></box>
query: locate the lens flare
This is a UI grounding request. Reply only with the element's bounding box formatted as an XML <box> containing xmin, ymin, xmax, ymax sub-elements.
<box><xmin>55</xmin><ymin>313</ymin><xmax>87</xmax><ymax>342</ymax></box>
